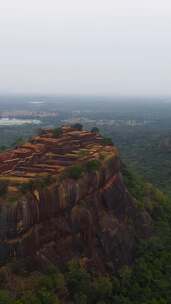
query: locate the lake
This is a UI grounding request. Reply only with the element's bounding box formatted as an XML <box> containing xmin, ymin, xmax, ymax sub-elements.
<box><xmin>0</xmin><ymin>118</ymin><xmax>41</xmax><ymax>126</ymax></box>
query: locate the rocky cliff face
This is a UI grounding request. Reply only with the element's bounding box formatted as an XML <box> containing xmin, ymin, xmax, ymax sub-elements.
<box><xmin>0</xmin><ymin>126</ymin><xmax>152</xmax><ymax>270</ymax></box>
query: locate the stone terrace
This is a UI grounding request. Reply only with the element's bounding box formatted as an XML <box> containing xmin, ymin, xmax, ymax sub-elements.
<box><xmin>0</xmin><ymin>126</ymin><xmax>116</xmax><ymax>187</ymax></box>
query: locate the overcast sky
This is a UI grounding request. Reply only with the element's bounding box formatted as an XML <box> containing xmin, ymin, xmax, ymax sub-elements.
<box><xmin>0</xmin><ymin>0</ymin><xmax>171</xmax><ymax>96</ymax></box>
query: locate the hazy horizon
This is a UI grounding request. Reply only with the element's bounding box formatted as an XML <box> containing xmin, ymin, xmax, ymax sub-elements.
<box><xmin>0</xmin><ymin>0</ymin><xmax>171</xmax><ymax>96</ymax></box>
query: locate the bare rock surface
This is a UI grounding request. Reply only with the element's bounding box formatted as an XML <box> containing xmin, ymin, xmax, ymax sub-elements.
<box><xmin>0</xmin><ymin>126</ymin><xmax>152</xmax><ymax>270</ymax></box>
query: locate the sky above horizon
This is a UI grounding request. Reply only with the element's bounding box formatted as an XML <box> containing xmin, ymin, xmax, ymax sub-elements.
<box><xmin>0</xmin><ymin>0</ymin><xmax>171</xmax><ymax>96</ymax></box>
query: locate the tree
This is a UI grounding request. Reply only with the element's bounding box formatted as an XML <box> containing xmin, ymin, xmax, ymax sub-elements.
<box><xmin>91</xmin><ymin>127</ymin><xmax>99</xmax><ymax>134</ymax></box>
<box><xmin>67</xmin><ymin>165</ymin><xmax>83</xmax><ymax>179</ymax></box>
<box><xmin>0</xmin><ymin>145</ymin><xmax>7</xmax><ymax>152</ymax></box>
<box><xmin>102</xmin><ymin>137</ymin><xmax>113</xmax><ymax>146</ymax></box>
<box><xmin>52</xmin><ymin>127</ymin><xmax>62</xmax><ymax>138</ymax></box>
<box><xmin>66</xmin><ymin>260</ymin><xmax>91</xmax><ymax>297</ymax></box>
<box><xmin>37</xmin><ymin>288</ymin><xmax>61</xmax><ymax>304</ymax></box>
<box><xmin>12</xmin><ymin>137</ymin><xmax>25</xmax><ymax>147</ymax></box>
<box><xmin>0</xmin><ymin>181</ymin><xmax>8</xmax><ymax>196</ymax></box>
<box><xmin>93</xmin><ymin>277</ymin><xmax>113</xmax><ymax>302</ymax></box>
<box><xmin>0</xmin><ymin>290</ymin><xmax>13</xmax><ymax>304</ymax></box>
<box><xmin>85</xmin><ymin>160</ymin><xmax>101</xmax><ymax>173</ymax></box>
<box><xmin>18</xmin><ymin>180</ymin><xmax>34</xmax><ymax>193</ymax></box>
<box><xmin>72</xmin><ymin>123</ymin><xmax>83</xmax><ymax>131</ymax></box>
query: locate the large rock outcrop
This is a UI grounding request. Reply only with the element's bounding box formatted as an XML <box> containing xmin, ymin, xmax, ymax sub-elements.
<box><xmin>0</xmin><ymin>126</ymin><xmax>152</xmax><ymax>270</ymax></box>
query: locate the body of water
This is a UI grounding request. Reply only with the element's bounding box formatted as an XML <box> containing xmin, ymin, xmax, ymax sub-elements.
<box><xmin>0</xmin><ymin>118</ymin><xmax>41</xmax><ymax>126</ymax></box>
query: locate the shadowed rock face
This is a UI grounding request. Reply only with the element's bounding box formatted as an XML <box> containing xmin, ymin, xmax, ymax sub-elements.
<box><xmin>0</xmin><ymin>127</ymin><xmax>152</xmax><ymax>270</ymax></box>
